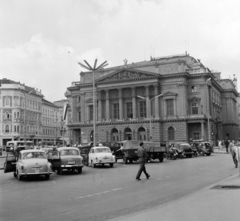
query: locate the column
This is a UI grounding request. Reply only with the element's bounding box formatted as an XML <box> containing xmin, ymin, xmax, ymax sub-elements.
<box><xmin>98</xmin><ymin>91</ymin><xmax>102</xmax><ymax>121</ymax></box>
<box><xmin>154</xmin><ymin>85</ymin><xmax>159</xmax><ymax>118</ymax></box>
<box><xmin>132</xmin><ymin>87</ymin><xmax>136</xmax><ymax>119</ymax></box>
<box><xmin>80</xmin><ymin>93</ymin><xmax>85</xmax><ymax>123</ymax></box>
<box><xmin>119</xmin><ymin>88</ymin><xmax>123</xmax><ymax>120</ymax></box>
<box><xmin>146</xmin><ymin>86</ymin><xmax>150</xmax><ymax>118</ymax></box>
<box><xmin>72</xmin><ymin>95</ymin><xmax>77</xmax><ymax>122</ymax></box>
<box><xmin>201</xmin><ymin>121</ymin><xmax>205</xmax><ymax>140</ymax></box>
<box><xmin>106</xmin><ymin>90</ymin><xmax>110</xmax><ymax>121</ymax></box>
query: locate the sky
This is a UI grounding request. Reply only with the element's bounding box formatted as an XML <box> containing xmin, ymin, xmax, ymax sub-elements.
<box><xmin>0</xmin><ymin>0</ymin><xmax>240</xmax><ymax>102</ymax></box>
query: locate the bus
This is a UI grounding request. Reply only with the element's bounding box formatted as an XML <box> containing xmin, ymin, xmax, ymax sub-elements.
<box><xmin>6</xmin><ymin>141</ymin><xmax>34</xmax><ymax>152</ymax></box>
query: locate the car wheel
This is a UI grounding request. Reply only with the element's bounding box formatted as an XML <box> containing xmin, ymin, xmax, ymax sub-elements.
<box><xmin>57</xmin><ymin>169</ymin><xmax>62</xmax><ymax>175</ymax></box>
<box><xmin>159</xmin><ymin>157</ymin><xmax>164</xmax><ymax>162</ymax></box>
<box><xmin>17</xmin><ymin>170</ymin><xmax>22</xmax><ymax>181</ymax></box>
<box><xmin>45</xmin><ymin>174</ymin><xmax>50</xmax><ymax>180</ymax></box>
<box><xmin>110</xmin><ymin>163</ymin><xmax>113</xmax><ymax>168</ymax></box>
<box><xmin>77</xmin><ymin>167</ymin><xmax>82</xmax><ymax>174</ymax></box>
<box><xmin>206</xmin><ymin>153</ymin><xmax>211</xmax><ymax>156</ymax></box>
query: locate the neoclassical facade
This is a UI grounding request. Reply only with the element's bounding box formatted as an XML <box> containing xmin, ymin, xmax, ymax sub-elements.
<box><xmin>66</xmin><ymin>54</ymin><xmax>239</xmax><ymax>146</ymax></box>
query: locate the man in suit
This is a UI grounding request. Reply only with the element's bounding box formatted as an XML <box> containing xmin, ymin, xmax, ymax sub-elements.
<box><xmin>136</xmin><ymin>142</ymin><xmax>150</xmax><ymax>180</ymax></box>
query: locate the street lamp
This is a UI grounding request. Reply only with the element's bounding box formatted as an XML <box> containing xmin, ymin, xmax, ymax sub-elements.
<box><xmin>78</xmin><ymin>59</ymin><xmax>108</xmax><ymax>146</ymax></box>
<box><xmin>206</xmin><ymin>78</ymin><xmax>211</xmax><ymax>142</ymax></box>
<box><xmin>137</xmin><ymin>93</ymin><xmax>163</xmax><ymax>140</ymax></box>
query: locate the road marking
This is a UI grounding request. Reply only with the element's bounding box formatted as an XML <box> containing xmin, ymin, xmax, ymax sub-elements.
<box><xmin>68</xmin><ymin>187</ymin><xmax>122</xmax><ymax>201</ymax></box>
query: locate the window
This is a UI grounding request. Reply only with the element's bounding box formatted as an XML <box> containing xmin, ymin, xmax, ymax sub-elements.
<box><xmin>191</xmin><ymin>86</ymin><xmax>197</xmax><ymax>93</ymax></box>
<box><xmin>89</xmin><ymin>105</ymin><xmax>93</xmax><ymax>121</ymax></box>
<box><xmin>192</xmin><ymin>102</ymin><xmax>198</xmax><ymax>115</ymax></box>
<box><xmin>4</xmin><ymin>97</ymin><xmax>10</xmax><ymax>106</ymax></box>
<box><xmin>5</xmin><ymin>112</ymin><xmax>11</xmax><ymax>119</ymax></box>
<box><xmin>139</xmin><ymin>101</ymin><xmax>146</xmax><ymax>118</ymax></box>
<box><xmin>113</xmin><ymin>103</ymin><xmax>119</xmax><ymax>119</ymax></box>
<box><xmin>5</xmin><ymin>125</ymin><xmax>10</xmax><ymax>133</ymax></box>
<box><xmin>166</xmin><ymin>99</ymin><xmax>174</xmax><ymax>116</ymax></box>
<box><xmin>126</xmin><ymin>102</ymin><xmax>133</xmax><ymax>118</ymax></box>
<box><xmin>168</xmin><ymin>127</ymin><xmax>175</xmax><ymax>140</ymax></box>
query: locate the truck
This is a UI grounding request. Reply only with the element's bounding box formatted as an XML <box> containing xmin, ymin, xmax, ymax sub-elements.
<box><xmin>112</xmin><ymin>140</ymin><xmax>167</xmax><ymax>164</ymax></box>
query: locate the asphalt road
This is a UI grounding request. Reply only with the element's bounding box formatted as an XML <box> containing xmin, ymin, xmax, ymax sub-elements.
<box><xmin>0</xmin><ymin>153</ymin><xmax>236</xmax><ymax>221</ymax></box>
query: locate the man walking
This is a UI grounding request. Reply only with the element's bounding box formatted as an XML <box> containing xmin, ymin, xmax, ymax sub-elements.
<box><xmin>136</xmin><ymin>142</ymin><xmax>150</xmax><ymax>181</ymax></box>
<box><xmin>225</xmin><ymin>140</ymin><xmax>230</xmax><ymax>153</ymax></box>
<box><xmin>230</xmin><ymin>142</ymin><xmax>240</xmax><ymax>168</ymax></box>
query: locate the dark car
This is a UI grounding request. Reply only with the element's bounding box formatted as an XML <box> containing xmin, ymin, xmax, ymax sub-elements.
<box><xmin>169</xmin><ymin>142</ymin><xmax>193</xmax><ymax>158</ymax></box>
<box><xmin>192</xmin><ymin>140</ymin><xmax>213</xmax><ymax>155</ymax></box>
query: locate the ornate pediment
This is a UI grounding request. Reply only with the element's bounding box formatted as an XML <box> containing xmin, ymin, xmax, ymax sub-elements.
<box><xmin>85</xmin><ymin>98</ymin><xmax>93</xmax><ymax>103</ymax></box>
<box><xmin>96</xmin><ymin>68</ymin><xmax>159</xmax><ymax>83</ymax></box>
<box><xmin>188</xmin><ymin>96</ymin><xmax>201</xmax><ymax>101</ymax></box>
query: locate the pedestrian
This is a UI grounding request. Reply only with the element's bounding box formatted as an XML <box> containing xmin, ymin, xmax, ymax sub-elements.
<box><xmin>230</xmin><ymin>142</ymin><xmax>240</xmax><ymax>168</ymax></box>
<box><xmin>225</xmin><ymin>140</ymin><xmax>230</xmax><ymax>153</ymax></box>
<box><xmin>218</xmin><ymin>140</ymin><xmax>222</xmax><ymax>151</ymax></box>
<box><xmin>136</xmin><ymin>142</ymin><xmax>150</xmax><ymax>181</ymax></box>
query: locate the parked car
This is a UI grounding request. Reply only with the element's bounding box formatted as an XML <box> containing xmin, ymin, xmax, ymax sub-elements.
<box><xmin>192</xmin><ymin>140</ymin><xmax>213</xmax><ymax>155</ymax></box>
<box><xmin>88</xmin><ymin>145</ymin><xmax>115</xmax><ymax>168</ymax></box>
<box><xmin>169</xmin><ymin>142</ymin><xmax>193</xmax><ymax>158</ymax></box>
<box><xmin>47</xmin><ymin>147</ymin><xmax>84</xmax><ymax>174</ymax></box>
<box><xmin>4</xmin><ymin>149</ymin><xmax>52</xmax><ymax>180</ymax></box>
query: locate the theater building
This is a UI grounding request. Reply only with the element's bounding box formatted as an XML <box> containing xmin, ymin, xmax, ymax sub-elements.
<box><xmin>66</xmin><ymin>54</ymin><xmax>239</xmax><ymax>145</ymax></box>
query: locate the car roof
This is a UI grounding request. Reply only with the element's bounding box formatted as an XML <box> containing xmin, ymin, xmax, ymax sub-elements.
<box><xmin>20</xmin><ymin>149</ymin><xmax>45</xmax><ymax>153</ymax></box>
<box><xmin>58</xmin><ymin>147</ymin><xmax>79</xmax><ymax>151</ymax></box>
<box><xmin>91</xmin><ymin>146</ymin><xmax>110</xmax><ymax>149</ymax></box>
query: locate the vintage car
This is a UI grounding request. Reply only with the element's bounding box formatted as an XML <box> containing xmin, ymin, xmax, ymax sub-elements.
<box><xmin>192</xmin><ymin>140</ymin><xmax>213</xmax><ymax>154</ymax></box>
<box><xmin>169</xmin><ymin>142</ymin><xmax>193</xmax><ymax>158</ymax></box>
<box><xmin>88</xmin><ymin>145</ymin><xmax>115</xmax><ymax>168</ymax></box>
<box><xmin>4</xmin><ymin>149</ymin><xmax>52</xmax><ymax>180</ymax></box>
<box><xmin>47</xmin><ymin>147</ymin><xmax>84</xmax><ymax>174</ymax></box>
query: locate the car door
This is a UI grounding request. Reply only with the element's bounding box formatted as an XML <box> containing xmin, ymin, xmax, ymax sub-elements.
<box><xmin>4</xmin><ymin>152</ymin><xmax>17</xmax><ymax>173</ymax></box>
<box><xmin>49</xmin><ymin>151</ymin><xmax>61</xmax><ymax>171</ymax></box>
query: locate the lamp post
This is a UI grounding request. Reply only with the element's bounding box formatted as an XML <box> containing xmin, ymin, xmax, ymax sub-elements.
<box><xmin>137</xmin><ymin>93</ymin><xmax>163</xmax><ymax>140</ymax></box>
<box><xmin>78</xmin><ymin>59</ymin><xmax>108</xmax><ymax>146</ymax></box>
<box><xmin>206</xmin><ymin>78</ymin><xmax>211</xmax><ymax>142</ymax></box>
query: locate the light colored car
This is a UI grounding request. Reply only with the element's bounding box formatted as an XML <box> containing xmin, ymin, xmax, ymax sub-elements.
<box><xmin>48</xmin><ymin>147</ymin><xmax>84</xmax><ymax>174</ymax></box>
<box><xmin>88</xmin><ymin>146</ymin><xmax>115</xmax><ymax>168</ymax></box>
<box><xmin>15</xmin><ymin>149</ymin><xmax>52</xmax><ymax>180</ymax></box>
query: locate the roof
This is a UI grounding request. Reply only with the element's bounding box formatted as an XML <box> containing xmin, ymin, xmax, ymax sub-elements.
<box><xmin>42</xmin><ymin>98</ymin><xmax>60</xmax><ymax>108</ymax></box>
<box><xmin>20</xmin><ymin>149</ymin><xmax>45</xmax><ymax>153</ymax></box>
<box><xmin>57</xmin><ymin>147</ymin><xmax>79</xmax><ymax>151</ymax></box>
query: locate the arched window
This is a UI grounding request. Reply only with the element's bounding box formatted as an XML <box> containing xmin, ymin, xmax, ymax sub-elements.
<box><xmin>4</xmin><ymin>97</ymin><xmax>10</xmax><ymax>106</ymax></box>
<box><xmin>5</xmin><ymin>112</ymin><xmax>11</xmax><ymax>120</ymax></box>
<box><xmin>5</xmin><ymin>125</ymin><xmax>10</xmax><ymax>133</ymax></box>
<box><xmin>111</xmin><ymin>128</ymin><xmax>119</xmax><ymax>142</ymax></box>
<box><xmin>168</xmin><ymin>127</ymin><xmax>175</xmax><ymax>141</ymax></box>
<box><xmin>138</xmin><ymin>127</ymin><xmax>147</xmax><ymax>141</ymax></box>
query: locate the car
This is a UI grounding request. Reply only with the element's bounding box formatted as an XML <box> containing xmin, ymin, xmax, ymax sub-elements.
<box><xmin>88</xmin><ymin>145</ymin><xmax>115</xmax><ymax>168</ymax></box>
<box><xmin>169</xmin><ymin>142</ymin><xmax>193</xmax><ymax>158</ymax></box>
<box><xmin>192</xmin><ymin>141</ymin><xmax>213</xmax><ymax>156</ymax></box>
<box><xmin>3</xmin><ymin>149</ymin><xmax>52</xmax><ymax>180</ymax></box>
<box><xmin>47</xmin><ymin>147</ymin><xmax>84</xmax><ymax>174</ymax></box>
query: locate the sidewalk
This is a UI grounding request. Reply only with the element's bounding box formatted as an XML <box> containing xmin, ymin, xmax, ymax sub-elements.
<box><xmin>108</xmin><ymin>173</ymin><xmax>240</xmax><ymax>221</ymax></box>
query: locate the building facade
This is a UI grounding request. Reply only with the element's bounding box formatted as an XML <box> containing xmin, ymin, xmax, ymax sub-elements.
<box><xmin>66</xmin><ymin>54</ymin><xmax>239</xmax><ymax>145</ymax></box>
<box><xmin>0</xmin><ymin>79</ymin><xmax>62</xmax><ymax>147</ymax></box>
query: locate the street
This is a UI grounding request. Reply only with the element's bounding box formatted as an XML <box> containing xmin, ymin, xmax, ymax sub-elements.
<box><xmin>0</xmin><ymin>153</ymin><xmax>237</xmax><ymax>221</ymax></box>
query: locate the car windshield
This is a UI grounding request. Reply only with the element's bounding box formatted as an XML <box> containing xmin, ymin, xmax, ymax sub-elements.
<box><xmin>94</xmin><ymin>148</ymin><xmax>111</xmax><ymax>153</ymax></box>
<box><xmin>22</xmin><ymin>152</ymin><xmax>46</xmax><ymax>159</ymax></box>
<box><xmin>60</xmin><ymin>149</ymin><xmax>79</xmax><ymax>156</ymax></box>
